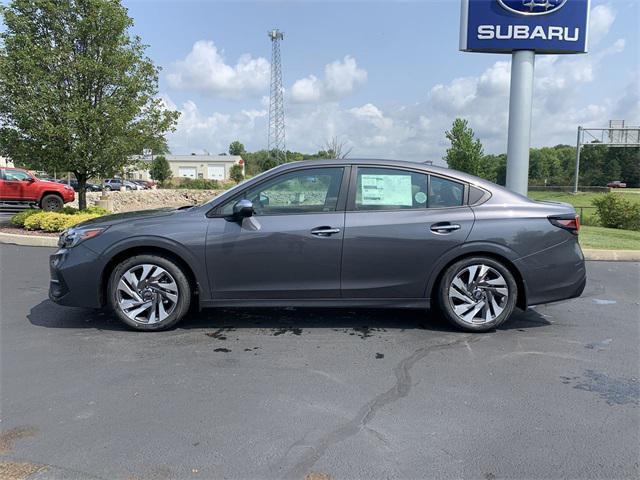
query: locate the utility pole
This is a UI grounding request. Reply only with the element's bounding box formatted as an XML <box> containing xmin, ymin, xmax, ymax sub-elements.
<box><xmin>267</xmin><ymin>29</ymin><xmax>286</xmax><ymax>165</ymax></box>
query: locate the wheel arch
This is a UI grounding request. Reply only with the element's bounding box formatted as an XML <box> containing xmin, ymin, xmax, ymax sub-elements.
<box><xmin>426</xmin><ymin>246</ymin><xmax>528</xmax><ymax>311</ymax></box>
<box><xmin>99</xmin><ymin>245</ymin><xmax>201</xmax><ymax>308</ymax></box>
<box><xmin>40</xmin><ymin>191</ymin><xmax>64</xmax><ymax>202</ymax></box>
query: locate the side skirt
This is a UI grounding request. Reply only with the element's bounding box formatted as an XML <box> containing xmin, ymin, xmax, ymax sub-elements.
<box><xmin>200</xmin><ymin>298</ymin><xmax>431</xmax><ymax>309</ymax></box>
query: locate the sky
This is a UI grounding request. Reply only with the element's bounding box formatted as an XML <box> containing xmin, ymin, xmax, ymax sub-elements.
<box><xmin>100</xmin><ymin>1</ymin><xmax>640</xmax><ymax>160</ymax></box>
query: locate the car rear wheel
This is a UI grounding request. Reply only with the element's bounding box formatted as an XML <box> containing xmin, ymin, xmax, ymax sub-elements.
<box><xmin>438</xmin><ymin>256</ymin><xmax>517</xmax><ymax>332</ymax></box>
<box><xmin>108</xmin><ymin>255</ymin><xmax>191</xmax><ymax>331</ymax></box>
<box><xmin>40</xmin><ymin>194</ymin><xmax>63</xmax><ymax>211</ymax></box>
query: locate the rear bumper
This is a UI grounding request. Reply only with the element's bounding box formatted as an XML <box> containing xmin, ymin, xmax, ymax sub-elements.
<box><xmin>515</xmin><ymin>237</ymin><xmax>586</xmax><ymax>307</ymax></box>
<box><xmin>49</xmin><ymin>245</ymin><xmax>103</xmax><ymax>308</ymax></box>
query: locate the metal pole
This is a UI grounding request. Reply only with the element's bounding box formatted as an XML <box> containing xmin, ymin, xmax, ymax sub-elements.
<box><xmin>505</xmin><ymin>50</ymin><xmax>535</xmax><ymax>196</ymax></box>
<box><xmin>573</xmin><ymin>126</ymin><xmax>582</xmax><ymax>194</ymax></box>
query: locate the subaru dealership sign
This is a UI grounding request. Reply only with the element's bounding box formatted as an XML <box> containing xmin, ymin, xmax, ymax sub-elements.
<box><xmin>460</xmin><ymin>0</ymin><xmax>590</xmax><ymax>54</ymax></box>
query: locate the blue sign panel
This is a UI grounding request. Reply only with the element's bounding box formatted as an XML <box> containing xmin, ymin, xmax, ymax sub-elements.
<box><xmin>460</xmin><ymin>0</ymin><xmax>590</xmax><ymax>54</ymax></box>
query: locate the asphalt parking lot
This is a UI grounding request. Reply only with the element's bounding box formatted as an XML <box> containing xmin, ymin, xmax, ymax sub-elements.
<box><xmin>1</xmin><ymin>244</ymin><xmax>638</xmax><ymax>480</ymax></box>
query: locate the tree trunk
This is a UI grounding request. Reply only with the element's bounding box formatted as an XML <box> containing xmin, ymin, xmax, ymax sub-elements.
<box><xmin>76</xmin><ymin>172</ymin><xmax>87</xmax><ymax>210</ymax></box>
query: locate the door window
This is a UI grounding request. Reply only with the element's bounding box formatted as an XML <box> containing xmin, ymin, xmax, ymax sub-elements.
<box><xmin>429</xmin><ymin>176</ymin><xmax>464</xmax><ymax>208</ymax></box>
<box><xmin>4</xmin><ymin>169</ymin><xmax>31</xmax><ymax>181</ymax></box>
<box><xmin>222</xmin><ymin>167</ymin><xmax>344</xmax><ymax>216</ymax></box>
<box><xmin>354</xmin><ymin>167</ymin><xmax>429</xmax><ymax>210</ymax></box>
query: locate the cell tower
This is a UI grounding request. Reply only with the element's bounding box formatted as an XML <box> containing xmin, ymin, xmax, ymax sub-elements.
<box><xmin>267</xmin><ymin>29</ymin><xmax>286</xmax><ymax>164</ymax></box>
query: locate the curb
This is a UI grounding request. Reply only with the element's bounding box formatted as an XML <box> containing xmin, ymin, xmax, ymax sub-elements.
<box><xmin>0</xmin><ymin>232</ymin><xmax>639</xmax><ymax>261</ymax></box>
<box><xmin>582</xmin><ymin>249</ymin><xmax>640</xmax><ymax>262</ymax></box>
<box><xmin>0</xmin><ymin>232</ymin><xmax>58</xmax><ymax>247</ymax></box>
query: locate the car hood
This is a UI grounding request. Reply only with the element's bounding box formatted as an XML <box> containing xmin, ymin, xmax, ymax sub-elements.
<box><xmin>76</xmin><ymin>208</ymin><xmax>184</xmax><ymax>227</ymax></box>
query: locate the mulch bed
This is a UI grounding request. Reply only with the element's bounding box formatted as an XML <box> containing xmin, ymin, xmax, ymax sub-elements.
<box><xmin>0</xmin><ymin>226</ymin><xmax>59</xmax><ymax>237</ymax></box>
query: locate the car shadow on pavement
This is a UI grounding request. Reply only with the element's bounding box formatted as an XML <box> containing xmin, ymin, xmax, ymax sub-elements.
<box><xmin>27</xmin><ymin>299</ymin><xmax>551</xmax><ymax>333</ymax></box>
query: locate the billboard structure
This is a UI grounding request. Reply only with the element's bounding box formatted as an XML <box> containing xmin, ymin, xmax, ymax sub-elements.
<box><xmin>460</xmin><ymin>0</ymin><xmax>591</xmax><ymax>195</ymax></box>
<box><xmin>574</xmin><ymin>121</ymin><xmax>640</xmax><ymax>193</ymax></box>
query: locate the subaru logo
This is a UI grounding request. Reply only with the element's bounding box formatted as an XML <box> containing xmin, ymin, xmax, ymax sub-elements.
<box><xmin>498</xmin><ymin>0</ymin><xmax>568</xmax><ymax>16</ymax></box>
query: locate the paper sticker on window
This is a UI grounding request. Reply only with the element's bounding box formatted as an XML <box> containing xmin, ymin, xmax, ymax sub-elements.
<box><xmin>361</xmin><ymin>174</ymin><xmax>412</xmax><ymax>206</ymax></box>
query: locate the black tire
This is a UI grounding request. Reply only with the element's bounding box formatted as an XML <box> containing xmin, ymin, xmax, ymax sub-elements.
<box><xmin>108</xmin><ymin>254</ymin><xmax>191</xmax><ymax>331</ymax></box>
<box><xmin>40</xmin><ymin>194</ymin><xmax>63</xmax><ymax>211</ymax></box>
<box><xmin>437</xmin><ymin>256</ymin><xmax>517</xmax><ymax>333</ymax></box>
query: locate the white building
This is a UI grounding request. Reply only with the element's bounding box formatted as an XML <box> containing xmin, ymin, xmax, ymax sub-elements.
<box><xmin>132</xmin><ymin>155</ymin><xmax>244</xmax><ymax>181</ymax></box>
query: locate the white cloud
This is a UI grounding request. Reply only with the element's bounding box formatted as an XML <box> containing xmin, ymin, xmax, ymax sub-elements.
<box><xmin>589</xmin><ymin>4</ymin><xmax>616</xmax><ymax>46</ymax></box>
<box><xmin>167</xmin><ymin>40</ymin><xmax>270</xmax><ymax>99</ymax></box>
<box><xmin>291</xmin><ymin>55</ymin><xmax>367</xmax><ymax>103</ymax></box>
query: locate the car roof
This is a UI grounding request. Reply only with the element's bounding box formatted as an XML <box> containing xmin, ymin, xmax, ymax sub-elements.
<box><xmin>272</xmin><ymin>158</ymin><xmax>494</xmax><ymax>188</ymax></box>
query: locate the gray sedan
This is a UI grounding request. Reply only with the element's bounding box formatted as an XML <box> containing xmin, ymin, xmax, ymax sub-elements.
<box><xmin>49</xmin><ymin>159</ymin><xmax>586</xmax><ymax>332</ymax></box>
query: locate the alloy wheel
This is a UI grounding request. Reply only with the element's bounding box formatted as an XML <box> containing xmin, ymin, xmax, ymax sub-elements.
<box><xmin>116</xmin><ymin>264</ymin><xmax>179</xmax><ymax>324</ymax></box>
<box><xmin>447</xmin><ymin>264</ymin><xmax>509</xmax><ymax>325</ymax></box>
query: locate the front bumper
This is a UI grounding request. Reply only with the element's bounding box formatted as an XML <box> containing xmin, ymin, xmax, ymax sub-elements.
<box><xmin>49</xmin><ymin>245</ymin><xmax>104</xmax><ymax>308</ymax></box>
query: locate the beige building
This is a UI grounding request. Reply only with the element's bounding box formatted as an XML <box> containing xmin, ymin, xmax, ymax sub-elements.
<box><xmin>132</xmin><ymin>155</ymin><xmax>244</xmax><ymax>182</ymax></box>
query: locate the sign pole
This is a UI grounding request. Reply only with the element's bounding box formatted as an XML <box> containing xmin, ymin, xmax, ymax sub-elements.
<box><xmin>573</xmin><ymin>126</ymin><xmax>582</xmax><ymax>194</ymax></box>
<box><xmin>505</xmin><ymin>50</ymin><xmax>535</xmax><ymax>196</ymax></box>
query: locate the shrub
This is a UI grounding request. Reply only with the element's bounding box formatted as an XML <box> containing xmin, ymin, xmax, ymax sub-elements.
<box><xmin>18</xmin><ymin>210</ymin><xmax>104</xmax><ymax>232</ymax></box>
<box><xmin>166</xmin><ymin>177</ymin><xmax>220</xmax><ymax>190</ymax></box>
<box><xmin>39</xmin><ymin>213</ymin><xmax>71</xmax><ymax>232</ymax></box>
<box><xmin>84</xmin><ymin>206</ymin><xmax>109</xmax><ymax>215</ymax></box>
<box><xmin>592</xmin><ymin>193</ymin><xmax>640</xmax><ymax>231</ymax></box>
<box><xmin>230</xmin><ymin>164</ymin><xmax>244</xmax><ymax>184</ymax></box>
<box><xmin>10</xmin><ymin>209</ymin><xmax>40</xmax><ymax>227</ymax></box>
<box><xmin>23</xmin><ymin>212</ymin><xmax>49</xmax><ymax>230</ymax></box>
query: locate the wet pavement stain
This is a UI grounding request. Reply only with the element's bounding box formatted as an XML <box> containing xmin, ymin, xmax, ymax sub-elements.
<box><xmin>569</xmin><ymin>370</ymin><xmax>639</xmax><ymax>406</ymax></box>
<box><xmin>0</xmin><ymin>426</ymin><xmax>38</xmax><ymax>454</ymax></box>
<box><xmin>205</xmin><ymin>327</ymin><xmax>236</xmax><ymax>340</ymax></box>
<box><xmin>375</xmin><ymin>353</ymin><xmax>384</xmax><ymax>359</ymax></box>
<box><xmin>213</xmin><ymin>348</ymin><xmax>231</xmax><ymax>353</ymax></box>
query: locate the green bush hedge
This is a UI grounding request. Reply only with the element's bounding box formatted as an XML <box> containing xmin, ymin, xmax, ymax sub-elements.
<box><xmin>592</xmin><ymin>194</ymin><xmax>640</xmax><ymax>231</ymax></box>
<box><xmin>12</xmin><ymin>207</ymin><xmax>108</xmax><ymax>232</ymax></box>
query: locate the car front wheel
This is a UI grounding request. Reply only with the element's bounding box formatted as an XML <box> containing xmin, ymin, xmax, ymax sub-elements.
<box><xmin>438</xmin><ymin>256</ymin><xmax>517</xmax><ymax>332</ymax></box>
<box><xmin>40</xmin><ymin>194</ymin><xmax>63</xmax><ymax>211</ymax></box>
<box><xmin>108</xmin><ymin>255</ymin><xmax>191</xmax><ymax>331</ymax></box>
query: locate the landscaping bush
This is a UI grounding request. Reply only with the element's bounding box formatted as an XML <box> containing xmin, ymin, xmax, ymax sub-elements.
<box><xmin>23</xmin><ymin>212</ymin><xmax>49</xmax><ymax>230</ymax></box>
<box><xmin>10</xmin><ymin>209</ymin><xmax>40</xmax><ymax>227</ymax></box>
<box><xmin>592</xmin><ymin>193</ymin><xmax>640</xmax><ymax>231</ymax></box>
<box><xmin>171</xmin><ymin>178</ymin><xmax>220</xmax><ymax>190</ymax></box>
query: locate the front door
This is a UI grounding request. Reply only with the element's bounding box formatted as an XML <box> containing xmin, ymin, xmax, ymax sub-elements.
<box><xmin>341</xmin><ymin>166</ymin><xmax>475</xmax><ymax>298</ymax></box>
<box><xmin>206</xmin><ymin>166</ymin><xmax>348</xmax><ymax>299</ymax></box>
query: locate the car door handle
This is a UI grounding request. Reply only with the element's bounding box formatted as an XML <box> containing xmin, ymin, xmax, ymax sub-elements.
<box><xmin>311</xmin><ymin>227</ymin><xmax>341</xmax><ymax>236</ymax></box>
<box><xmin>430</xmin><ymin>223</ymin><xmax>461</xmax><ymax>234</ymax></box>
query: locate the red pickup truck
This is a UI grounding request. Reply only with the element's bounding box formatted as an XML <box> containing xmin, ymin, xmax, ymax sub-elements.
<box><xmin>0</xmin><ymin>167</ymin><xmax>75</xmax><ymax>210</ymax></box>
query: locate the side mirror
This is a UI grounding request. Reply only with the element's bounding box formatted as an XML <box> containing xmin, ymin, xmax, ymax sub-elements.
<box><xmin>23</xmin><ymin>177</ymin><xmax>35</xmax><ymax>182</ymax></box>
<box><xmin>233</xmin><ymin>199</ymin><xmax>254</xmax><ymax>219</ymax></box>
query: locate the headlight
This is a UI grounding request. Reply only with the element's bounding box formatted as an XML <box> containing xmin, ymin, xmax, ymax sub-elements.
<box><xmin>58</xmin><ymin>226</ymin><xmax>108</xmax><ymax>248</ymax></box>
<box><xmin>64</xmin><ymin>185</ymin><xmax>73</xmax><ymax>191</ymax></box>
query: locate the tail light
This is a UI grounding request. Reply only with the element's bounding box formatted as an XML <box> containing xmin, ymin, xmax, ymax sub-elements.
<box><xmin>549</xmin><ymin>214</ymin><xmax>580</xmax><ymax>235</ymax></box>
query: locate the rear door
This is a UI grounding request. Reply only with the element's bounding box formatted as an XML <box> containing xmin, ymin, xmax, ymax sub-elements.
<box><xmin>341</xmin><ymin>166</ymin><xmax>475</xmax><ymax>298</ymax></box>
<box><xmin>1</xmin><ymin>169</ymin><xmax>35</xmax><ymax>200</ymax></box>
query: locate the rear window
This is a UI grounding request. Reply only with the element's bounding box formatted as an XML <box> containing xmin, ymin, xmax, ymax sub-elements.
<box><xmin>429</xmin><ymin>176</ymin><xmax>464</xmax><ymax>208</ymax></box>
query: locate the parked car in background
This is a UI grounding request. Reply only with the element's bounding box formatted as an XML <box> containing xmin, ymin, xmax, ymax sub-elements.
<box><xmin>607</xmin><ymin>180</ymin><xmax>627</xmax><ymax>188</ymax></box>
<box><xmin>0</xmin><ymin>167</ymin><xmax>75</xmax><ymax>210</ymax></box>
<box><xmin>131</xmin><ymin>179</ymin><xmax>155</xmax><ymax>189</ymax></box>
<box><xmin>57</xmin><ymin>179</ymin><xmax>101</xmax><ymax>192</ymax></box>
<box><xmin>103</xmin><ymin>178</ymin><xmax>143</xmax><ymax>191</ymax></box>
<box><xmin>50</xmin><ymin>159</ymin><xmax>586</xmax><ymax>333</ymax></box>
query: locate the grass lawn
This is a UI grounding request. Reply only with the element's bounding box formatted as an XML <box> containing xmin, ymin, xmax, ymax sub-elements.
<box><xmin>580</xmin><ymin>226</ymin><xmax>640</xmax><ymax>250</ymax></box>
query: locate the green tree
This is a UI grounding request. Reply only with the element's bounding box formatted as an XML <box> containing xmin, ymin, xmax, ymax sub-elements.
<box><xmin>443</xmin><ymin>118</ymin><xmax>485</xmax><ymax>178</ymax></box>
<box><xmin>0</xmin><ymin>0</ymin><xmax>179</xmax><ymax>208</ymax></box>
<box><xmin>229</xmin><ymin>164</ymin><xmax>244</xmax><ymax>184</ymax></box>
<box><xmin>228</xmin><ymin>140</ymin><xmax>245</xmax><ymax>156</ymax></box>
<box><xmin>149</xmin><ymin>155</ymin><xmax>172</xmax><ymax>185</ymax></box>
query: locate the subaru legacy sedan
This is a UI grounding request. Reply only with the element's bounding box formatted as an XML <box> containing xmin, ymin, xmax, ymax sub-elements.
<box><xmin>49</xmin><ymin>159</ymin><xmax>586</xmax><ymax>332</ymax></box>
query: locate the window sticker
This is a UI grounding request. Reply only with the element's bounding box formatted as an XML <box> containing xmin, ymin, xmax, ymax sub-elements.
<box><xmin>414</xmin><ymin>191</ymin><xmax>427</xmax><ymax>204</ymax></box>
<box><xmin>361</xmin><ymin>174</ymin><xmax>412</xmax><ymax>206</ymax></box>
